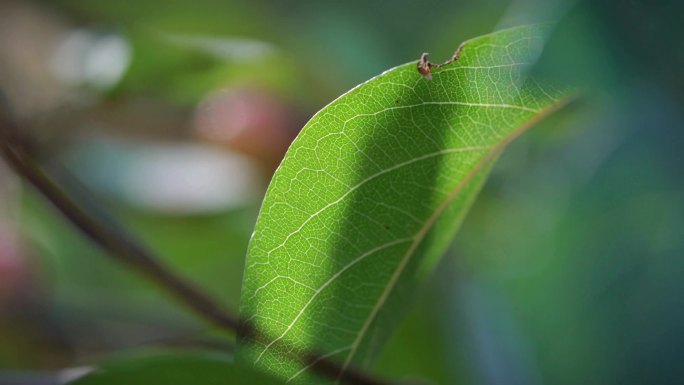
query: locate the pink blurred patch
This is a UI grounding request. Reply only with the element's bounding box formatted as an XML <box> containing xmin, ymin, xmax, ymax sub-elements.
<box><xmin>194</xmin><ymin>87</ymin><xmax>299</xmax><ymax>168</ymax></box>
<box><xmin>0</xmin><ymin>224</ymin><xmax>28</xmax><ymax>304</ymax></box>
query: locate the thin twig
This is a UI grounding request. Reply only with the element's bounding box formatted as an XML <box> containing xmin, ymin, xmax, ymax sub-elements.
<box><xmin>0</xmin><ymin>120</ymin><xmax>240</xmax><ymax>332</ymax></box>
<box><xmin>417</xmin><ymin>42</ymin><xmax>466</xmax><ymax>80</ymax></box>
<box><xmin>0</xmin><ymin>104</ymin><xmax>392</xmax><ymax>385</ymax></box>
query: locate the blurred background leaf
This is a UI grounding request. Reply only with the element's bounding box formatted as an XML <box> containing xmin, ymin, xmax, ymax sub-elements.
<box><xmin>70</xmin><ymin>350</ymin><xmax>285</xmax><ymax>385</ymax></box>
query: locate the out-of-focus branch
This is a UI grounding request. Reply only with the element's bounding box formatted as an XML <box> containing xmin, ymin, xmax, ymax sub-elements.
<box><xmin>0</xmin><ymin>104</ymin><xmax>392</xmax><ymax>385</ymax></box>
<box><xmin>0</xmin><ymin>107</ymin><xmax>239</xmax><ymax>331</ymax></box>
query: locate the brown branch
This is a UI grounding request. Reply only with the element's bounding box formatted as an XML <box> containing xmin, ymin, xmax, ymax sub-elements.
<box><xmin>0</xmin><ymin>122</ymin><xmax>241</xmax><ymax>331</ymax></box>
<box><xmin>0</xmin><ymin>105</ymin><xmax>392</xmax><ymax>385</ymax></box>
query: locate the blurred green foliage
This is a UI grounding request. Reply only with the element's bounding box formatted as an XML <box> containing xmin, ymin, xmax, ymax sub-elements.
<box><xmin>0</xmin><ymin>0</ymin><xmax>682</xmax><ymax>384</ymax></box>
<box><xmin>72</xmin><ymin>350</ymin><xmax>284</xmax><ymax>385</ymax></box>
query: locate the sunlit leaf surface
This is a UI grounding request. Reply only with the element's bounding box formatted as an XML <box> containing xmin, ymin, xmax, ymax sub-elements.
<box><xmin>238</xmin><ymin>24</ymin><xmax>567</xmax><ymax>383</ymax></box>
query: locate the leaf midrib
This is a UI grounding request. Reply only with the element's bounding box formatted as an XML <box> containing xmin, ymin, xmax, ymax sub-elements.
<box><xmin>333</xmin><ymin>98</ymin><xmax>570</xmax><ymax>382</ymax></box>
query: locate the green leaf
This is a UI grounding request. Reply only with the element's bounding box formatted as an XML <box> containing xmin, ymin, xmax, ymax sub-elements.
<box><xmin>238</xmin><ymin>24</ymin><xmax>567</xmax><ymax>383</ymax></box>
<box><xmin>70</xmin><ymin>351</ymin><xmax>285</xmax><ymax>385</ymax></box>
